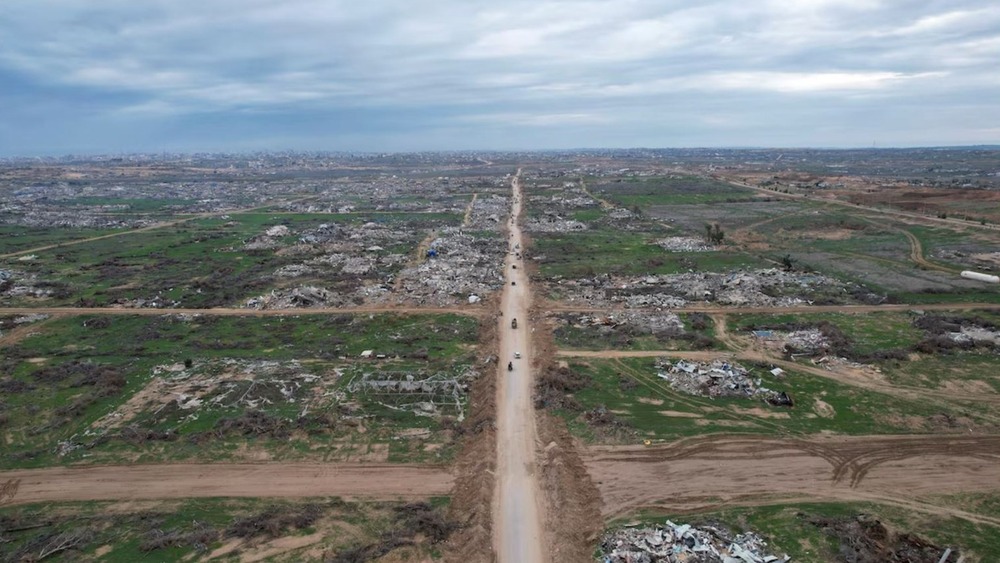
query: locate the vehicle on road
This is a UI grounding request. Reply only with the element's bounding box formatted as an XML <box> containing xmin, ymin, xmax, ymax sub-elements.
<box><xmin>514</xmin><ymin>352</ymin><xmax>521</xmax><ymax>359</ymax></box>
<box><xmin>507</xmin><ymin>361</ymin><xmax>513</xmax><ymax>372</ymax></box>
<box><xmin>511</xmin><ymin>318</ymin><xmax>517</xmax><ymax>329</ymax></box>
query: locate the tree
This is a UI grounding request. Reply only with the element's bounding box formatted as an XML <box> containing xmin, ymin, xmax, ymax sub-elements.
<box><xmin>781</xmin><ymin>254</ymin><xmax>795</xmax><ymax>271</ymax></box>
<box><xmin>704</xmin><ymin>223</ymin><xmax>725</xmax><ymax>245</ymax></box>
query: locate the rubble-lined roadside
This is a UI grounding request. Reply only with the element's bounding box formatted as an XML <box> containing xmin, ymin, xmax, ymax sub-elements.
<box><xmin>552</xmin><ymin>268</ymin><xmax>873</xmax><ymax>309</ymax></box>
<box><xmin>601</xmin><ymin>520</ymin><xmax>790</xmax><ymax>563</ymax></box>
<box><xmin>656</xmin><ymin>359</ymin><xmax>793</xmax><ymax>406</ymax></box>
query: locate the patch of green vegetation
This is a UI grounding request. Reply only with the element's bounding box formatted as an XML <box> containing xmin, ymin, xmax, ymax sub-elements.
<box><xmin>552</xmin><ymin>313</ymin><xmax>719</xmax><ymax>351</ymax></box>
<box><xmin>1</xmin><ymin>212</ymin><xmax>462</xmax><ymax>308</ymax></box>
<box><xmin>533</xmin><ymin>229</ymin><xmax>766</xmax><ymax>278</ymax></box>
<box><xmin>590</xmin><ymin>175</ymin><xmax>760</xmax><ymax>207</ymax></box>
<box><xmin>0</xmin><ymin>226</ymin><xmax>123</xmax><ymax>255</ymax></box>
<box><xmin>558</xmin><ymin>357</ymin><xmax>961</xmax><ymax>443</ymax></box>
<box><xmin>0</xmin><ymin>497</ymin><xmax>454</xmax><ymax>562</ymax></box>
<box><xmin>731</xmin><ymin>311</ymin><xmax>925</xmax><ymax>356</ymax></box>
<box><xmin>0</xmin><ymin>313</ymin><xmax>479</xmax><ymax>467</ymax></box>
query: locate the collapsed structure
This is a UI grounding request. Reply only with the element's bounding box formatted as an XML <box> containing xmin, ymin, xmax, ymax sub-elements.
<box><xmin>601</xmin><ymin>520</ymin><xmax>790</xmax><ymax>563</ymax></box>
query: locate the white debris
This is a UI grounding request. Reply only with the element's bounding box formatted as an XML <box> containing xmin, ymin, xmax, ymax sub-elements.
<box><xmin>657</xmin><ymin>237</ymin><xmax>716</xmax><ymax>252</ymax></box>
<box><xmin>601</xmin><ymin>520</ymin><xmax>790</xmax><ymax>563</ymax></box>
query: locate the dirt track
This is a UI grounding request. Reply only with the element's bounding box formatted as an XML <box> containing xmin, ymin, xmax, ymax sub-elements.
<box><xmin>493</xmin><ymin>171</ymin><xmax>545</xmax><ymax>561</ymax></box>
<box><xmin>0</xmin><ymin>463</ymin><xmax>451</xmax><ymax>507</ymax></box>
<box><xmin>585</xmin><ymin>434</ymin><xmax>1000</xmax><ymax>524</ymax></box>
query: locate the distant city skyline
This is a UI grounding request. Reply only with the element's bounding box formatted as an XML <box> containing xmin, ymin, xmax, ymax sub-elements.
<box><xmin>1</xmin><ymin>0</ymin><xmax>998</xmax><ymax>156</ymax></box>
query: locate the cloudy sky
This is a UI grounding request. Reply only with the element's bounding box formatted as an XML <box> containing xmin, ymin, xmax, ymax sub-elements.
<box><xmin>1</xmin><ymin>0</ymin><xmax>998</xmax><ymax>155</ymax></box>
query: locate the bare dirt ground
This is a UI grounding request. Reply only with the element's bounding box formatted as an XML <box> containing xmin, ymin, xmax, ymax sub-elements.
<box><xmin>585</xmin><ymin>434</ymin><xmax>1000</xmax><ymax>525</ymax></box>
<box><xmin>0</xmin><ymin>463</ymin><xmax>451</xmax><ymax>507</ymax></box>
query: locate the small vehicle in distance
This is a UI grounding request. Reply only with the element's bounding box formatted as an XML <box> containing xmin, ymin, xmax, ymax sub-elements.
<box><xmin>511</xmin><ymin>318</ymin><xmax>517</xmax><ymax>329</ymax></box>
<box><xmin>514</xmin><ymin>352</ymin><xmax>521</xmax><ymax>359</ymax></box>
<box><xmin>507</xmin><ymin>361</ymin><xmax>513</xmax><ymax>371</ymax></box>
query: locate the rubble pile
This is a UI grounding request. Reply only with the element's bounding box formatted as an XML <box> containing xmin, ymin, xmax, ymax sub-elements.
<box><xmin>658</xmin><ymin>237</ymin><xmax>716</xmax><ymax>252</ymax></box>
<box><xmin>783</xmin><ymin>330</ymin><xmax>829</xmax><ymax>353</ymax></box>
<box><xmin>525</xmin><ymin>211</ymin><xmax>588</xmax><ymax>232</ymax></box>
<box><xmin>949</xmin><ymin>325</ymin><xmax>1000</xmax><ymax>345</ymax></box>
<box><xmin>558</xmin><ymin>311</ymin><xmax>685</xmax><ymax>337</ymax></box>
<box><xmin>0</xmin><ymin>269</ymin><xmax>53</xmax><ymax>300</ymax></box>
<box><xmin>601</xmin><ymin>520</ymin><xmax>790</xmax><ymax>563</ymax></box>
<box><xmin>386</xmin><ymin>227</ymin><xmax>504</xmax><ymax>306</ymax></box>
<box><xmin>244</xmin><ymin>225</ymin><xmax>291</xmax><ymax>250</ymax></box>
<box><xmin>345</xmin><ymin>366</ymin><xmax>478</xmax><ymax>420</ymax></box>
<box><xmin>245</xmin><ymin>286</ymin><xmax>336</xmax><ymax>309</ymax></box>
<box><xmin>555</xmin><ymin>269</ymin><xmax>851</xmax><ymax>309</ymax></box>
<box><xmin>298</xmin><ymin>223</ymin><xmax>343</xmax><ymax>244</ymax></box>
<box><xmin>656</xmin><ymin>359</ymin><xmax>792</xmax><ymax>405</ymax></box>
<box><xmin>465</xmin><ymin>194</ymin><xmax>509</xmax><ymax>230</ymax></box>
<box><xmin>90</xmin><ymin>358</ymin><xmax>337</xmax><ymax>431</ymax></box>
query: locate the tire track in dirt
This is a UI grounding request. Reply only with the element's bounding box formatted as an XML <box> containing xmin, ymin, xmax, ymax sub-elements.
<box><xmin>585</xmin><ymin>434</ymin><xmax>1000</xmax><ymax>521</ymax></box>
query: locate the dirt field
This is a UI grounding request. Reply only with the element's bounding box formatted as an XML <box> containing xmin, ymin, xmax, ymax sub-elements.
<box><xmin>585</xmin><ymin>434</ymin><xmax>1000</xmax><ymax>524</ymax></box>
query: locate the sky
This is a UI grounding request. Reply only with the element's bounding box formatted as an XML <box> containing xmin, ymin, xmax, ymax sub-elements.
<box><xmin>1</xmin><ymin>0</ymin><xmax>998</xmax><ymax>155</ymax></box>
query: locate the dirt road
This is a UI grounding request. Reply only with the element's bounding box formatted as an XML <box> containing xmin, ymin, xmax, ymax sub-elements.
<box><xmin>585</xmin><ymin>434</ymin><xmax>1000</xmax><ymax>524</ymax></box>
<box><xmin>494</xmin><ymin>172</ymin><xmax>546</xmax><ymax>562</ymax></box>
<box><xmin>0</xmin><ymin>463</ymin><xmax>451</xmax><ymax>507</ymax></box>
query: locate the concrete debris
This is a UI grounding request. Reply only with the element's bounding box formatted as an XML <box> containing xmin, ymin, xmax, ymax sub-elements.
<box><xmin>273</xmin><ymin>264</ymin><xmax>315</xmax><ymax>278</ymax></box>
<box><xmin>558</xmin><ymin>311</ymin><xmax>685</xmax><ymax>337</ymax></box>
<box><xmin>783</xmin><ymin>330</ymin><xmax>828</xmax><ymax>353</ymax></box>
<box><xmin>245</xmin><ymin>285</ymin><xmax>332</xmax><ymax>309</ymax></box>
<box><xmin>345</xmin><ymin>366</ymin><xmax>479</xmax><ymax>421</ymax></box>
<box><xmin>949</xmin><ymin>326</ymin><xmax>1000</xmax><ymax>345</ymax></box>
<box><xmin>12</xmin><ymin>313</ymin><xmax>49</xmax><ymax>324</ymax></box>
<box><xmin>555</xmin><ymin>269</ymin><xmax>851</xmax><ymax>309</ymax></box>
<box><xmin>0</xmin><ymin>269</ymin><xmax>53</xmax><ymax>300</ymax></box>
<box><xmin>655</xmin><ymin>358</ymin><xmax>792</xmax><ymax>405</ymax></box>
<box><xmin>298</xmin><ymin>223</ymin><xmax>343</xmax><ymax>244</ymax></box>
<box><xmin>525</xmin><ymin>211</ymin><xmax>588</xmax><ymax>232</ymax></box>
<box><xmin>382</xmin><ymin>226</ymin><xmax>505</xmax><ymax>306</ymax></box>
<box><xmin>601</xmin><ymin>520</ymin><xmax>790</xmax><ymax>563</ymax></box>
<box><xmin>90</xmin><ymin>359</ymin><xmax>337</xmax><ymax>432</ymax></box>
<box><xmin>657</xmin><ymin>237</ymin><xmax>717</xmax><ymax>252</ymax></box>
<box><xmin>244</xmin><ymin>226</ymin><xmax>292</xmax><ymax>250</ymax></box>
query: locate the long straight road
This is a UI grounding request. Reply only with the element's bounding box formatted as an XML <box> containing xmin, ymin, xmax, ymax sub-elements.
<box><xmin>494</xmin><ymin>171</ymin><xmax>546</xmax><ymax>561</ymax></box>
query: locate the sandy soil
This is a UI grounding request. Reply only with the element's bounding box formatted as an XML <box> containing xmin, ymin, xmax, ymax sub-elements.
<box><xmin>0</xmin><ymin>463</ymin><xmax>451</xmax><ymax>507</ymax></box>
<box><xmin>493</xmin><ymin>171</ymin><xmax>546</xmax><ymax>562</ymax></box>
<box><xmin>585</xmin><ymin>434</ymin><xmax>1000</xmax><ymax>525</ymax></box>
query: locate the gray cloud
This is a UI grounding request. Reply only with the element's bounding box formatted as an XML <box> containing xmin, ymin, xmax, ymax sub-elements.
<box><xmin>0</xmin><ymin>0</ymin><xmax>997</xmax><ymax>153</ymax></box>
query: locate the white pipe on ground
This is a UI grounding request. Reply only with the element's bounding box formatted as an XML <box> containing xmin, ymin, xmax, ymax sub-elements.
<box><xmin>961</xmin><ymin>270</ymin><xmax>1000</xmax><ymax>284</ymax></box>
